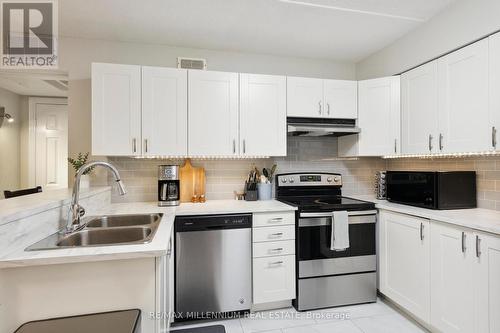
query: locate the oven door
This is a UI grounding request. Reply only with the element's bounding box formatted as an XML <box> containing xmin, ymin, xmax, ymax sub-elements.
<box><xmin>297</xmin><ymin>211</ymin><xmax>377</xmax><ymax>278</ymax></box>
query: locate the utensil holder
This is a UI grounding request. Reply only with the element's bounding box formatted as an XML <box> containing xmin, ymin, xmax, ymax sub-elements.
<box><xmin>245</xmin><ymin>190</ymin><xmax>258</xmax><ymax>201</ymax></box>
<box><xmin>257</xmin><ymin>183</ymin><xmax>272</xmax><ymax>200</ymax></box>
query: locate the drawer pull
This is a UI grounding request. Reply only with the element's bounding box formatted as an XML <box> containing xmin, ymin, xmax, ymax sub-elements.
<box><xmin>270</xmin><ymin>232</ymin><xmax>283</xmax><ymax>237</ymax></box>
<box><xmin>461</xmin><ymin>232</ymin><xmax>466</xmax><ymax>253</ymax></box>
<box><xmin>269</xmin><ymin>218</ymin><xmax>284</xmax><ymax>222</ymax></box>
<box><xmin>270</xmin><ymin>248</ymin><xmax>284</xmax><ymax>252</ymax></box>
<box><xmin>269</xmin><ymin>261</ymin><xmax>283</xmax><ymax>265</ymax></box>
<box><xmin>476</xmin><ymin>235</ymin><xmax>482</xmax><ymax>258</ymax></box>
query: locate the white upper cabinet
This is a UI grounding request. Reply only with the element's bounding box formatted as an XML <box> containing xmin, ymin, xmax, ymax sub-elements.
<box><xmin>437</xmin><ymin>39</ymin><xmax>490</xmax><ymax>153</ymax></box>
<box><xmin>188</xmin><ymin>70</ymin><xmax>239</xmax><ymax>156</ymax></box>
<box><xmin>338</xmin><ymin>76</ymin><xmax>400</xmax><ymax>157</ymax></box>
<box><xmin>489</xmin><ymin>32</ymin><xmax>500</xmax><ymax>151</ymax></box>
<box><xmin>92</xmin><ymin>63</ymin><xmax>141</xmax><ymax>156</ymax></box>
<box><xmin>323</xmin><ymin>80</ymin><xmax>358</xmax><ymax>119</ymax></box>
<box><xmin>401</xmin><ymin>61</ymin><xmax>439</xmax><ymax>155</ymax></box>
<box><xmin>287</xmin><ymin>77</ymin><xmax>357</xmax><ymax>119</ymax></box>
<box><xmin>287</xmin><ymin>76</ymin><xmax>324</xmax><ymax>118</ymax></box>
<box><xmin>379</xmin><ymin>211</ymin><xmax>431</xmax><ymax>323</ymax></box>
<box><xmin>240</xmin><ymin>73</ymin><xmax>286</xmax><ymax>156</ymax></box>
<box><xmin>142</xmin><ymin>66</ymin><xmax>187</xmax><ymax>156</ymax></box>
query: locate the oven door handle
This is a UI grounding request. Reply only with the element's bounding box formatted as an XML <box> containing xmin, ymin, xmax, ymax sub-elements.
<box><xmin>299</xmin><ymin>210</ymin><xmax>377</xmax><ymax>218</ymax></box>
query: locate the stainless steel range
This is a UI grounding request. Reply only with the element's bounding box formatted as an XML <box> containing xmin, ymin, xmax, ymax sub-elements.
<box><xmin>276</xmin><ymin>172</ymin><xmax>377</xmax><ymax>311</ymax></box>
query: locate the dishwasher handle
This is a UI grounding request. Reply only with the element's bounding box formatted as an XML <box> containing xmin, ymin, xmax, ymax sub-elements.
<box><xmin>175</xmin><ymin>213</ymin><xmax>252</xmax><ymax>232</ymax></box>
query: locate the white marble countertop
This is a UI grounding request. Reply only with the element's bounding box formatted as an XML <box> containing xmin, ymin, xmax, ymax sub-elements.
<box><xmin>350</xmin><ymin>195</ymin><xmax>500</xmax><ymax>236</ymax></box>
<box><xmin>0</xmin><ymin>199</ymin><xmax>296</xmax><ymax>268</ymax></box>
<box><xmin>0</xmin><ymin>186</ymin><xmax>111</xmax><ymax>226</ymax></box>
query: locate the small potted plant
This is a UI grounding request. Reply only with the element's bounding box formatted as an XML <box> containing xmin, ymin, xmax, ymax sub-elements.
<box><xmin>258</xmin><ymin>164</ymin><xmax>277</xmax><ymax>200</ymax></box>
<box><xmin>68</xmin><ymin>152</ymin><xmax>95</xmax><ymax>189</ymax></box>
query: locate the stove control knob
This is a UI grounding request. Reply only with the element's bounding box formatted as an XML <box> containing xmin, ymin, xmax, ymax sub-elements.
<box><xmin>334</xmin><ymin>176</ymin><xmax>341</xmax><ymax>183</ymax></box>
<box><xmin>289</xmin><ymin>178</ymin><xmax>295</xmax><ymax>183</ymax></box>
<box><xmin>327</xmin><ymin>177</ymin><xmax>333</xmax><ymax>183</ymax></box>
<box><xmin>281</xmin><ymin>178</ymin><xmax>287</xmax><ymax>183</ymax></box>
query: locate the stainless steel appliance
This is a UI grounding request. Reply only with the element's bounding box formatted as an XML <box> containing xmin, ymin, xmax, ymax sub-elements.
<box><xmin>175</xmin><ymin>214</ymin><xmax>252</xmax><ymax>320</ymax></box>
<box><xmin>287</xmin><ymin>117</ymin><xmax>361</xmax><ymax>137</ymax></box>
<box><xmin>276</xmin><ymin>172</ymin><xmax>377</xmax><ymax>311</ymax></box>
<box><xmin>386</xmin><ymin>171</ymin><xmax>477</xmax><ymax>209</ymax></box>
<box><xmin>158</xmin><ymin>165</ymin><xmax>180</xmax><ymax>206</ymax></box>
<box><xmin>375</xmin><ymin>171</ymin><xmax>387</xmax><ymax>200</ymax></box>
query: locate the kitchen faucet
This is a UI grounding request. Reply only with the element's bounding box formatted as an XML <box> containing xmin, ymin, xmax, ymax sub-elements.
<box><xmin>63</xmin><ymin>161</ymin><xmax>126</xmax><ymax>234</ymax></box>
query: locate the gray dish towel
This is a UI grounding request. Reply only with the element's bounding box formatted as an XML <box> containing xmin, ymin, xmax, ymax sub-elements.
<box><xmin>331</xmin><ymin>211</ymin><xmax>349</xmax><ymax>251</ymax></box>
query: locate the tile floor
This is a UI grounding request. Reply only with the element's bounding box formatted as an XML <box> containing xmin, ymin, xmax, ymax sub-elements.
<box><xmin>171</xmin><ymin>299</ymin><xmax>429</xmax><ymax>333</ymax></box>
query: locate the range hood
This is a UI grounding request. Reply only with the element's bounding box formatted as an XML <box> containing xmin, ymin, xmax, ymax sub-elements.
<box><xmin>287</xmin><ymin>117</ymin><xmax>360</xmax><ymax>137</ymax></box>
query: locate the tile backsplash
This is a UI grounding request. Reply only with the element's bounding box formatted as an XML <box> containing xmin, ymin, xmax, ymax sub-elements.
<box><xmin>104</xmin><ymin>137</ymin><xmax>500</xmax><ymax>211</ymax></box>
<box><xmin>107</xmin><ymin>137</ymin><xmax>386</xmax><ymax>203</ymax></box>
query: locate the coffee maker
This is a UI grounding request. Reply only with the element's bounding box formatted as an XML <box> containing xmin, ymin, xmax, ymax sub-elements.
<box><xmin>158</xmin><ymin>165</ymin><xmax>180</xmax><ymax>206</ymax></box>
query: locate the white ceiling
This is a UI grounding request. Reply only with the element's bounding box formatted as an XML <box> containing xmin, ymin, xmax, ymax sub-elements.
<box><xmin>59</xmin><ymin>0</ymin><xmax>456</xmax><ymax>62</ymax></box>
<box><xmin>0</xmin><ymin>73</ymin><xmax>68</xmax><ymax>97</ymax></box>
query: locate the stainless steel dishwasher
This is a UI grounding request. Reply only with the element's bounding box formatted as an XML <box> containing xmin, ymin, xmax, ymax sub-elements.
<box><xmin>175</xmin><ymin>214</ymin><xmax>252</xmax><ymax>319</ymax></box>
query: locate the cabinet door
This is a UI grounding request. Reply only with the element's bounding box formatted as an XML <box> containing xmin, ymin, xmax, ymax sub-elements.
<box><xmin>489</xmin><ymin>32</ymin><xmax>500</xmax><ymax>151</ymax></box>
<box><xmin>240</xmin><ymin>73</ymin><xmax>286</xmax><ymax>156</ymax></box>
<box><xmin>476</xmin><ymin>232</ymin><xmax>500</xmax><ymax>333</ymax></box>
<box><xmin>323</xmin><ymin>80</ymin><xmax>357</xmax><ymax>119</ymax></box>
<box><xmin>253</xmin><ymin>255</ymin><xmax>295</xmax><ymax>304</ymax></box>
<box><xmin>92</xmin><ymin>63</ymin><xmax>141</xmax><ymax>156</ymax></box>
<box><xmin>438</xmin><ymin>39</ymin><xmax>489</xmax><ymax>153</ymax></box>
<box><xmin>401</xmin><ymin>61</ymin><xmax>439</xmax><ymax>155</ymax></box>
<box><xmin>286</xmin><ymin>76</ymin><xmax>324</xmax><ymax>118</ymax></box>
<box><xmin>188</xmin><ymin>70</ymin><xmax>239</xmax><ymax>156</ymax></box>
<box><xmin>379</xmin><ymin>211</ymin><xmax>430</xmax><ymax>323</ymax></box>
<box><xmin>430</xmin><ymin>222</ymin><xmax>475</xmax><ymax>333</ymax></box>
<box><xmin>142</xmin><ymin>67</ymin><xmax>187</xmax><ymax>156</ymax></box>
<box><xmin>341</xmin><ymin>76</ymin><xmax>400</xmax><ymax>156</ymax></box>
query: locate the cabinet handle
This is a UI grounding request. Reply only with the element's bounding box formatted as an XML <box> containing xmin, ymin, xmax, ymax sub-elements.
<box><xmin>271</xmin><ymin>232</ymin><xmax>283</xmax><ymax>236</ymax></box>
<box><xmin>428</xmin><ymin>134</ymin><xmax>433</xmax><ymax>152</ymax></box>
<box><xmin>243</xmin><ymin>139</ymin><xmax>246</xmax><ymax>154</ymax></box>
<box><xmin>439</xmin><ymin>133</ymin><xmax>444</xmax><ymax>151</ymax></box>
<box><xmin>269</xmin><ymin>261</ymin><xmax>284</xmax><ymax>266</ymax></box>
<box><xmin>132</xmin><ymin>138</ymin><xmax>137</xmax><ymax>153</ymax></box>
<box><xmin>167</xmin><ymin>239</ymin><xmax>172</xmax><ymax>257</ymax></box>
<box><xmin>394</xmin><ymin>139</ymin><xmax>397</xmax><ymax>154</ymax></box>
<box><xmin>269</xmin><ymin>218</ymin><xmax>283</xmax><ymax>223</ymax></box>
<box><xmin>476</xmin><ymin>235</ymin><xmax>482</xmax><ymax>258</ymax></box>
<box><xmin>461</xmin><ymin>232</ymin><xmax>466</xmax><ymax>253</ymax></box>
<box><xmin>492</xmin><ymin>127</ymin><xmax>497</xmax><ymax>149</ymax></box>
<box><xmin>144</xmin><ymin>139</ymin><xmax>148</xmax><ymax>153</ymax></box>
<box><xmin>420</xmin><ymin>223</ymin><xmax>424</xmax><ymax>241</ymax></box>
<box><xmin>318</xmin><ymin>101</ymin><xmax>322</xmax><ymax>115</ymax></box>
<box><xmin>233</xmin><ymin>139</ymin><xmax>236</xmax><ymax>154</ymax></box>
<box><xmin>270</xmin><ymin>248</ymin><xmax>284</xmax><ymax>252</ymax></box>
<box><xmin>327</xmin><ymin>103</ymin><xmax>330</xmax><ymax>115</ymax></box>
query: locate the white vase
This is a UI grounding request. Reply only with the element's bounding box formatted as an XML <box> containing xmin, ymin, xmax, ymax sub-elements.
<box><xmin>80</xmin><ymin>174</ymin><xmax>90</xmax><ymax>189</ymax></box>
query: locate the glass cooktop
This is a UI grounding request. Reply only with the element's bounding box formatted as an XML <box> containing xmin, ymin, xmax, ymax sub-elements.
<box><xmin>278</xmin><ymin>196</ymin><xmax>375</xmax><ymax>212</ymax></box>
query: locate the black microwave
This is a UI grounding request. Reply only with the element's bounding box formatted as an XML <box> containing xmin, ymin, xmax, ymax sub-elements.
<box><xmin>386</xmin><ymin>171</ymin><xmax>477</xmax><ymax>210</ymax></box>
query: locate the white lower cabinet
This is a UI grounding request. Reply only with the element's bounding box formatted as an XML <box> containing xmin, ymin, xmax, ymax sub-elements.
<box><xmin>253</xmin><ymin>255</ymin><xmax>295</xmax><ymax>304</ymax></box>
<box><xmin>430</xmin><ymin>222</ymin><xmax>476</xmax><ymax>333</ymax></box>
<box><xmin>379</xmin><ymin>210</ymin><xmax>500</xmax><ymax>333</ymax></box>
<box><xmin>475</xmin><ymin>232</ymin><xmax>500</xmax><ymax>333</ymax></box>
<box><xmin>378</xmin><ymin>211</ymin><xmax>430</xmax><ymax>323</ymax></box>
<box><xmin>252</xmin><ymin>212</ymin><xmax>296</xmax><ymax>306</ymax></box>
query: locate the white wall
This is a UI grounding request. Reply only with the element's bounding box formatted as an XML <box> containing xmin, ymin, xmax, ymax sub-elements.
<box><xmin>356</xmin><ymin>0</ymin><xmax>500</xmax><ymax>79</ymax></box>
<box><xmin>0</xmin><ymin>87</ymin><xmax>21</xmax><ymax>198</ymax></box>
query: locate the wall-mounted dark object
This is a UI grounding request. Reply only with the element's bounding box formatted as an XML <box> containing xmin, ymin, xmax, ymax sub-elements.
<box><xmin>0</xmin><ymin>106</ymin><xmax>14</xmax><ymax>128</ymax></box>
<box><xmin>4</xmin><ymin>186</ymin><xmax>42</xmax><ymax>199</ymax></box>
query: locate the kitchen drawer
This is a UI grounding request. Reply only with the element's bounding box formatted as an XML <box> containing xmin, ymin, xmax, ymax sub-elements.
<box><xmin>253</xmin><ymin>240</ymin><xmax>295</xmax><ymax>258</ymax></box>
<box><xmin>253</xmin><ymin>211</ymin><xmax>295</xmax><ymax>227</ymax></box>
<box><xmin>253</xmin><ymin>255</ymin><xmax>296</xmax><ymax>304</ymax></box>
<box><xmin>253</xmin><ymin>225</ymin><xmax>295</xmax><ymax>242</ymax></box>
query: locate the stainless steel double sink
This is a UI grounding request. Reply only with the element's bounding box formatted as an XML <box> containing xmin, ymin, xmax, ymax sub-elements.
<box><xmin>26</xmin><ymin>213</ymin><xmax>162</xmax><ymax>251</ymax></box>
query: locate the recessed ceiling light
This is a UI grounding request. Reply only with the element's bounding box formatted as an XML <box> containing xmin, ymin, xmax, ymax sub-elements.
<box><xmin>277</xmin><ymin>0</ymin><xmax>426</xmax><ymax>22</ymax></box>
